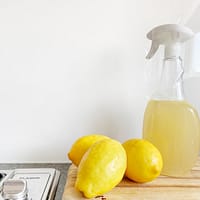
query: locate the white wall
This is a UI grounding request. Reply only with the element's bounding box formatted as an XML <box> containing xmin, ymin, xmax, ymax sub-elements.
<box><xmin>0</xmin><ymin>0</ymin><xmax>199</xmax><ymax>162</ymax></box>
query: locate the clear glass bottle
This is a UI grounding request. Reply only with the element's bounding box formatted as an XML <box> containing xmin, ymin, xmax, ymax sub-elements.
<box><xmin>143</xmin><ymin>24</ymin><xmax>200</xmax><ymax>177</ymax></box>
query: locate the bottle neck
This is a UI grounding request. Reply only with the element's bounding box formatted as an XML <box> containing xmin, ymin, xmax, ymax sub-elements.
<box><xmin>153</xmin><ymin>56</ymin><xmax>184</xmax><ymax>100</ymax></box>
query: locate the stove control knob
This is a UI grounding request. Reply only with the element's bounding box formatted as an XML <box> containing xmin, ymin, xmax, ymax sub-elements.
<box><xmin>2</xmin><ymin>179</ymin><xmax>28</xmax><ymax>200</ymax></box>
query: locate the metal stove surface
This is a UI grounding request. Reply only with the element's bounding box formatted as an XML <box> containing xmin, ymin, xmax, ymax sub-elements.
<box><xmin>0</xmin><ymin>168</ymin><xmax>60</xmax><ymax>200</ymax></box>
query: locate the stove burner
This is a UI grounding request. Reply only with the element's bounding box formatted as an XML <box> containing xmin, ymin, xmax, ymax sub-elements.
<box><xmin>2</xmin><ymin>179</ymin><xmax>28</xmax><ymax>200</ymax></box>
<box><xmin>0</xmin><ymin>168</ymin><xmax>60</xmax><ymax>200</ymax></box>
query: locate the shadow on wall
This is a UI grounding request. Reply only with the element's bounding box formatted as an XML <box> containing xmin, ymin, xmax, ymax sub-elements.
<box><xmin>86</xmin><ymin>103</ymin><xmax>141</xmax><ymax>142</ymax></box>
<box><xmin>184</xmin><ymin>76</ymin><xmax>200</xmax><ymax>114</ymax></box>
<box><xmin>21</xmin><ymin>104</ymin><xmax>140</xmax><ymax>162</ymax></box>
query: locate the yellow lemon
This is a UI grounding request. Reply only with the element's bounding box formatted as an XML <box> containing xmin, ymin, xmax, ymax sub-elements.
<box><xmin>68</xmin><ymin>134</ymin><xmax>109</xmax><ymax>166</ymax></box>
<box><xmin>75</xmin><ymin>138</ymin><xmax>127</xmax><ymax>198</ymax></box>
<box><xmin>123</xmin><ymin>139</ymin><xmax>163</xmax><ymax>183</ymax></box>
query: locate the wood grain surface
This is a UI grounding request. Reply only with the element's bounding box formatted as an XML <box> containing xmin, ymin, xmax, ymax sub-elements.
<box><xmin>62</xmin><ymin>157</ymin><xmax>200</xmax><ymax>200</ymax></box>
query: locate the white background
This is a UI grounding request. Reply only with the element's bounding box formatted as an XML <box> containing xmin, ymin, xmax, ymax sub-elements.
<box><xmin>0</xmin><ymin>0</ymin><xmax>199</xmax><ymax>162</ymax></box>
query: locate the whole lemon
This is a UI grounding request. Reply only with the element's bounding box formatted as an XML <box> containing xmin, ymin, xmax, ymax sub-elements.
<box><xmin>68</xmin><ymin>134</ymin><xmax>109</xmax><ymax>166</ymax></box>
<box><xmin>123</xmin><ymin>139</ymin><xmax>163</xmax><ymax>183</ymax></box>
<box><xmin>75</xmin><ymin>138</ymin><xmax>127</xmax><ymax>198</ymax></box>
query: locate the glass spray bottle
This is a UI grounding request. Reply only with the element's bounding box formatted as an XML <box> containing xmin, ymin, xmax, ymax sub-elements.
<box><xmin>143</xmin><ymin>24</ymin><xmax>200</xmax><ymax>177</ymax></box>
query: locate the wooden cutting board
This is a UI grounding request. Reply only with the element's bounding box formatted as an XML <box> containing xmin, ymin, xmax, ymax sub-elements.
<box><xmin>62</xmin><ymin>157</ymin><xmax>200</xmax><ymax>200</ymax></box>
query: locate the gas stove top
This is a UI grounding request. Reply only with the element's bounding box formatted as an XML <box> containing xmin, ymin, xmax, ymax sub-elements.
<box><xmin>0</xmin><ymin>168</ymin><xmax>60</xmax><ymax>200</ymax></box>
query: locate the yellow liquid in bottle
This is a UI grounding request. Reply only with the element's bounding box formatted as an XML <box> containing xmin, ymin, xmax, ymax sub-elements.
<box><xmin>143</xmin><ymin>100</ymin><xmax>200</xmax><ymax>177</ymax></box>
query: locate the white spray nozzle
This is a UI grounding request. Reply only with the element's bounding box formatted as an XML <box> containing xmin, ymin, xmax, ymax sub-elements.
<box><xmin>146</xmin><ymin>24</ymin><xmax>194</xmax><ymax>59</ymax></box>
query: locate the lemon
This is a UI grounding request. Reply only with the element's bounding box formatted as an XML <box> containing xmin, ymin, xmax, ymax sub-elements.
<box><xmin>68</xmin><ymin>134</ymin><xmax>109</xmax><ymax>166</ymax></box>
<box><xmin>123</xmin><ymin>139</ymin><xmax>163</xmax><ymax>183</ymax></box>
<box><xmin>75</xmin><ymin>138</ymin><xmax>127</xmax><ymax>198</ymax></box>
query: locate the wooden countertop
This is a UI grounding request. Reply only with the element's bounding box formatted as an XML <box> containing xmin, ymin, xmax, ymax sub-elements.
<box><xmin>62</xmin><ymin>157</ymin><xmax>200</xmax><ymax>200</ymax></box>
